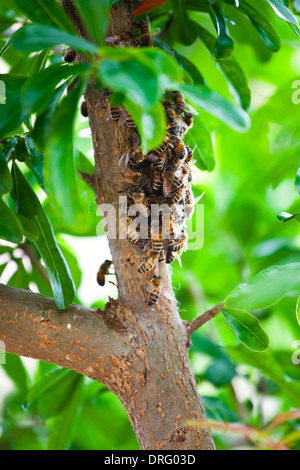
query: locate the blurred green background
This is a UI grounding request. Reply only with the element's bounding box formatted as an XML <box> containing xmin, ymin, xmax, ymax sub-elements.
<box><xmin>1</xmin><ymin>0</ymin><xmax>300</xmax><ymax>450</ymax></box>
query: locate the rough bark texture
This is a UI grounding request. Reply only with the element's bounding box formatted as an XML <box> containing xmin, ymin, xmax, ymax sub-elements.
<box><xmin>0</xmin><ymin>0</ymin><xmax>215</xmax><ymax>451</ymax></box>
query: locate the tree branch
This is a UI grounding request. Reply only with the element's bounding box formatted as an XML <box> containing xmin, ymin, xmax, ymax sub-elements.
<box><xmin>188</xmin><ymin>302</ymin><xmax>224</xmax><ymax>337</ymax></box>
<box><xmin>0</xmin><ymin>284</ymin><xmax>134</xmax><ymax>383</ymax></box>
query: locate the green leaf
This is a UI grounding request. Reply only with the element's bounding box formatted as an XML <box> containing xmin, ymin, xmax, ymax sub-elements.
<box><xmin>226</xmin><ymin>344</ymin><xmax>300</xmax><ymax>407</ymax></box>
<box><xmin>0</xmin><ymin>75</ymin><xmax>28</xmax><ymax>139</ymax></box>
<box><xmin>267</xmin><ymin>0</ymin><xmax>300</xmax><ymax>37</ymax></box>
<box><xmin>22</xmin><ymin>63</ymin><xmax>91</xmax><ymax>115</ymax></box>
<box><xmin>186</xmin><ymin>114</ymin><xmax>215</xmax><ymax>171</ymax></box>
<box><xmin>2</xmin><ymin>353</ymin><xmax>29</xmax><ymax>395</ymax></box>
<box><xmin>296</xmin><ymin>296</ymin><xmax>300</xmax><ymax>326</ymax></box>
<box><xmin>34</xmin><ymin>200</ymin><xmax>76</xmax><ymax>309</ymax></box>
<box><xmin>141</xmin><ymin>48</ymin><xmax>183</xmax><ymax>90</ymax></box>
<box><xmin>11</xmin><ymin>162</ymin><xmax>38</xmax><ymax>220</ymax></box>
<box><xmin>11</xmin><ymin>24</ymin><xmax>98</xmax><ymax>54</ymax></box>
<box><xmin>124</xmin><ymin>99</ymin><xmax>167</xmax><ymax>154</ymax></box>
<box><xmin>295</xmin><ymin>168</ymin><xmax>300</xmax><ymax>195</ymax></box>
<box><xmin>0</xmin><ymin>158</ymin><xmax>12</xmax><ymax>195</ymax></box>
<box><xmin>12</xmin><ymin>164</ymin><xmax>75</xmax><ymax>309</ymax></box>
<box><xmin>196</xmin><ymin>25</ymin><xmax>251</xmax><ymax>110</ymax></box>
<box><xmin>277</xmin><ymin>211</ymin><xmax>300</xmax><ymax>223</ymax></box>
<box><xmin>0</xmin><ymin>197</ymin><xmax>23</xmax><ymax>243</ymax></box>
<box><xmin>32</xmin><ymin>82</ymin><xmax>69</xmax><ymax>151</ymax></box>
<box><xmin>73</xmin><ymin>0</ymin><xmax>112</xmax><ymax>46</ymax></box>
<box><xmin>171</xmin><ymin>0</ymin><xmax>199</xmax><ymax>46</ymax></box>
<box><xmin>16</xmin><ymin>214</ymin><xmax>39</xmax><ymax>242</ymax></box>
<box><xmin>180</xmin><ymin>83</ymin><xmax>251</xmax><ymax>131</ymax></box>
<box><xmin>225</xmin><ymin>263</ymin><xmax>300</xmax><ymax>311</ymax></box>
<box><xmin>211</xmin><ymin>2</ymin><xmax>234</xmax><ymax>59</ymax></box>
<box><xmin>26</xmin><ymin>368</ymin><xmax>74</xmax><ymax>412</ymax></box>
<box><xmin>239</xmin><ymin>1</ymin><xmax>281</xmax><ymax>52</ymax></box>
<box><xmin>24</xmin><ymin>136</ymin><xmax>45</xmax><ymax>189</ymax></box>
<box><xmin>47</xmin><ymin>374</ymin><xmax>84</xmax><ymax>450</ymax></box>
<box><xmin>222</xmin><ymin>308</ymin><xmax>270</xmax><ymax>352</ymax></box>
<box><xmin>13</xmin><ymin>0</ymin><xmax>75</xmax><ymax>33</ymax></box>
<box><xmin>45</xmin><ymin>80</ymin><xmax>86</xmax><ymax>227</ymax></box>
<box><xmin>0</xmin><ymin>136</ymin><xmax>18</xmax><ymax>163</ymax></box>
<box><xmin>98</xmin><ymin>53</ymin><xmax>160</xmax><ymax>111</ymax></box>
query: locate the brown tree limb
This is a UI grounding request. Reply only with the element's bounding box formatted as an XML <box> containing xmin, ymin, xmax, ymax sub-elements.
<box><xmin>188</xmin><ymin>302</ymin><xmax>225</xmax><ymax>337</ymax></box>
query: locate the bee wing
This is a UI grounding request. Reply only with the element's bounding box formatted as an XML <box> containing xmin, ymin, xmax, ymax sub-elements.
<box><xmin>132</xmin><ymin>132</ymin><xmax>140</xmax><ymax>150</ymax></box>
<box><xmin>118</xmin><ymin>152</ymin><xmax>126</xmax><ymax>166</ymax></box>
<box><xmin>119</xmin><ymin>108</ymin><xmax>127</xmax><ymax>126</ymax></box>
<box><xmin>106</xmin><ymin>35</ymin><xmax>119</xmax><ymax>44</ymax></box>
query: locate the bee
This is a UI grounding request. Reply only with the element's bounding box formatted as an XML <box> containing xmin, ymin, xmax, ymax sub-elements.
<box><xmin>127</xmin><ymin>222</ymin><xmax>140</xmax><ymax>244</ymax></box>
<box><xmin>147</xmin><ymin>275</ymin><xmax>162</xmax><ymax>306</ymax></box>
<box><xmin>173</xmin><ymin>91</ymin><xmax>186</xmax><ymax>115</ymax></box>
<box><xmin>169</xmin><ymin>186</ymin><xmax>185</xmax><ymax>205</ymax></box>
<box><xmin>97</xmin><ymin>260</ymin><xmax>113</xmax><ymax>286</ymax></box>
<box><xmin>166</xmin><ymin>252</ymin><xmax>176</xmax><ymax>264</ymax></box>
<box><xmin>152</xmin><ymin>170</ymin><xmax>162</xmax><ymax>191</ymax></box>
<box><xmin>80</xmin><ymin>101</ymin><xmax>88</xmax><ymax>117</ymax></box>
<box><xmin>64</xmin><ymin>48</ymin><xmax>76</xmax><ymax>63</ymax></box>
<box><xmin>128</xmin><ymin>188</ymin><xmax>150</xmax><ymax>218</ymax></box>
<box><xmin>153</xmin><ymin>137</ymin><xmax>169</xmax><ymax>157</ymax></box>
<box><xmin>106</xmin><ymin>33</ymin><xmax>133</xmax><ymax>48</ymax></box>
<box><xmin>183</xmin><ymin>111</ymin><xmax>194</xmax><ymax>129</ymax></box>
<box><xmin>162</xmin><ymin>212</ymin><xmax>176</xmax><ymax>240</ymax></box>
<box><xmin>166</xmin><ymin>230</ymin><xmax>187</xmax><ymax>253</ymax></box>
<box><xmin>165</xmin><ymin>107</ymin><xmax>177</xmax><ymax>125</ymax></box>
<box><xmin>125</xmin><ymin>111</ymin><xmax>136</xmax><ymax>128</ymax></box>
<box><xmin>121</xmin><ymin>168</ymin><xmax>143</xmax><ymax>185</ymax></box>
<box><xmin>110</xmin><ymin>106</ymin><xmax>122</xmax><ymax>122</ymax></box>
<box><xmin>185</xmin><ymin>145</ymin><xmax>193</xmax><ymax>163</ymax></box>
<box><xmin>151</xmin><ymin>238</ymin><xmax>163</xmax><ymax>255</ymax></box>
<box><xmin>174</xmin><ymin>138</ymin><xmax>187</xmax><ymax>160</ymax></box>
<box><xmin>125</xmin><ymin>149</ymin><xmax>147</xmax><ymax>167</ymax></box>
<box><xmin>137</xmin><ymin>19</ymin><xmax>151</xmax><ymax>46</ymax></box>
<box><xmin>153</xmin><ymin>154</ymin><xmax>167</xmax><ymax>173</ymax></box>
<box><xmin>138</xmin><ymin>254</ymin><xmax>159</xmax><ymax>273</ymax></box>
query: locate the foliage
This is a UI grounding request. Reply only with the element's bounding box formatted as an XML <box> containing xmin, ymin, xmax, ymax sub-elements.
<box><xmin>0</xmin><ymin>0</ymin><xmax>300</xmax><ymax>450</ymax></box>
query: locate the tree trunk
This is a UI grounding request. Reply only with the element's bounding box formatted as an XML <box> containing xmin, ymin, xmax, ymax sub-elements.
<box><xmin>0</xmin><ymin>0</ymin><xmax>215</xmax><ymax>451</ymax></box>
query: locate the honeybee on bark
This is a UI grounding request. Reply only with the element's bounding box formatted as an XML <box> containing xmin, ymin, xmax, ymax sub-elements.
<box><xmin>169</xmin><ymin>186</ymin><xmax>185</xmax><ymax>205</ymax></box>
<box><xmin>166</xmin><ymin>229</ymin><xmax>187</xmax><ymax>253</ymax></box>
<box><xmin>147</xmin><ymin>275</ymin><xmax>162</xmax><ymax>305</ymax></box>
<box><xmin>138</xmin><ymin>253</ymin><xmax>159</xmax><ymax>274</ymax></box>
<box><xmin>125</xmin><ymin>110</ymin><xmax>136</xmax><ymax>128</ymax></box>
<box><xmin>174</xmin><ymin>138</ymin><xmax>187</xmax><ymax>160</ymax></box>
<box><xmin>127</xmin><ymin>221</ymin><xmax>141</xmax><ymax>244</ymax></box>
<box><xmin>121</xmin><ymin>168</ymin><xmax>143</xmax><ymax>185</ymax></box>
<box><xmin>173</xmin><ymin>91</ymin><xmax>186</xmax><ymax>115</ymax></box>
<box><xmin>166</xmin><ymin>252</ymin><xmax>176</xmax><ymax>264</ymax></box>
<box><xmin>97</xmin><ymin>260</ymin><xmax>113</xmax><ymax>286</ymax></box>
<box><xmin>128</xmin><ymin>188</ymin><xmax>150</xmax><ymax>218</ymax></box>
<box><xmin>137</xmin><ymin>19</ymin><xmax>152</xmax><ymax>46</ymax></box>
<box><xmin>185</xmin><ymin>145</ymin><xmax>193</xmax><ymax>163</ymax></box>
<box><xmin>183</xmin><ymin>111</ymin><xmax>194</xmax><ymax>129</ymax></box>
<box><xmin>152</xmin><ymin>170</ymin><xmax>162</xmax><ymax>191</ymax></box>
<box><xmin>106</xmin><ymin>33</ymin><xmax>134</xmax><ymax>48</ymax></box>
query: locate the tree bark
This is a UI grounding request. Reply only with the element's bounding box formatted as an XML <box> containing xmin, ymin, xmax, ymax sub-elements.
<box><xmin>0</xmin><ymin>0</ymin><xmax>215</xmax><ymax>451</ymax></box>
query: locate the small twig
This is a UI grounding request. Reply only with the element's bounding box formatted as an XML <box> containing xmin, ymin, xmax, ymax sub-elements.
<box><xmin>188</xmin><ymin>301</ymin><xmax>225</xmax><ymax>336</ymax></box>
<box><xmin>155</xmin><ymin>14</ymin><xmax>174</xmax><ymax>41</ymax></box>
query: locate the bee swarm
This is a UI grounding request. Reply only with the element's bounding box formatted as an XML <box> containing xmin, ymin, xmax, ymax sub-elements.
<box><xmin>114</xmin><ymin>90</ymin><xmax>196</xmax><ymax>307</ymax></box>
<box><xmin>104</xmin><ymin>22</ymin><xmax>197</xmax><ymax>306</ymax></box>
